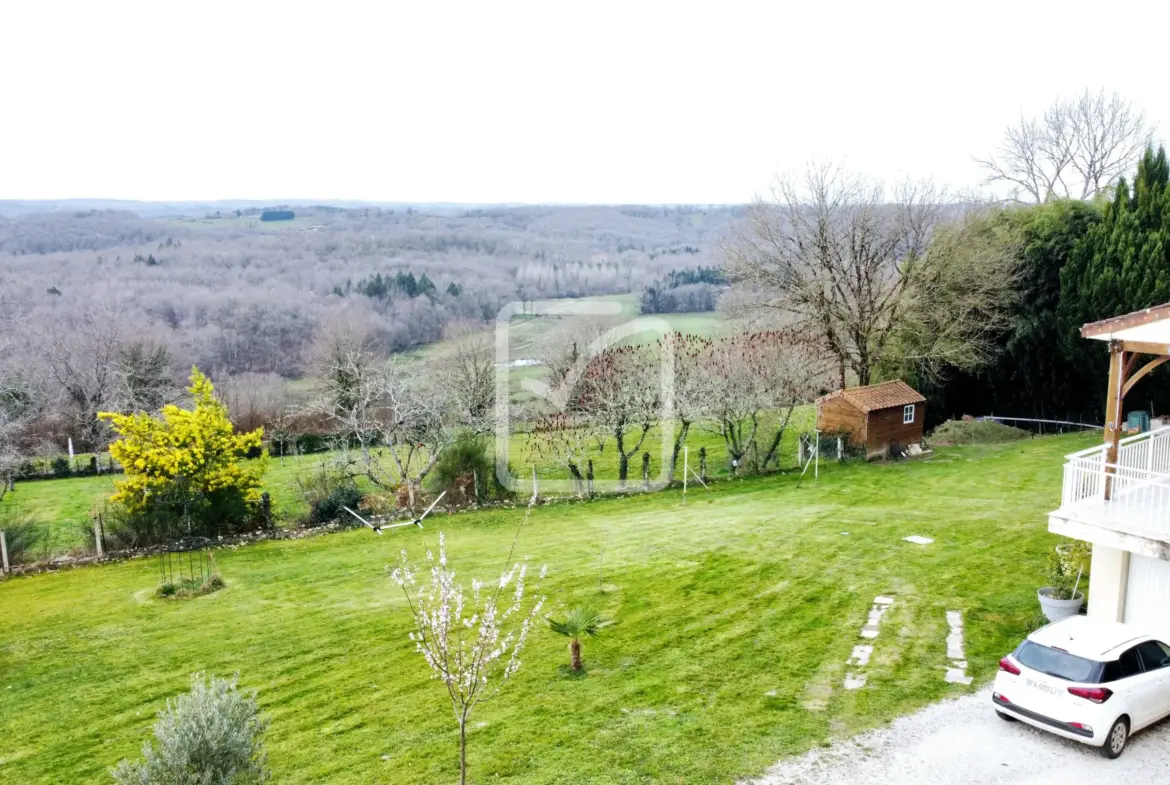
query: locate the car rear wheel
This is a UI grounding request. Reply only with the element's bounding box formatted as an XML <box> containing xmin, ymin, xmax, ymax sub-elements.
<box><xmin>995</xmin><ymin>710</ymin><xmax>1017</xmax><ymax>722</ymax></box>
<box><xmin>1099</xmin><ymin>717</ymin><xmax>1129</xmax><ymax>759</ymax></box>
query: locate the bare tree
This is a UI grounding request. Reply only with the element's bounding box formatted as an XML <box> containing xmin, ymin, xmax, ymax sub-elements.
<box><xmin>217</xmin><ymin>372</ymin><xmax>288</xmax><ymax>433</ymax></box>
<box><xmin>528</xmin><ymin>411</ymin><xmax>592</xmax><ymax>495</ymax></box>
<box><xmin>660</xmin><ymin>332</ymin><xmax>710</xmax><ymax>483</ymax></box>
<box><xmin>310</xmin><ymin>349</ymin><xmax>454</xmax><ymax>512</ymax></box>
<box><xmin>434</xmin><ymin>324</ymin><xmax>496</xmax><ymax>433</ymax></box>
<box><xmin>723</xmin><ymin>164</ymin><xmax>945</xmax><ymax>387</ymax></box>
<box><xmin>117</xmin><ymin>340</ymin><xmax>179</xmax><ymax>413</ymax></box>
<box><xmin>977</xmin><ymin>89</ymin><xmax>1153</xmax><ymax>203</ymax></box>
<box><xmin>41</xmin><ymin>304</ymin><xmax>128</xmax><ymax>450</ymax></box>
<box><xmin>0</xmin><ymin>407</ymin><xmax>22</xmax><ymax>500</ymax></box>
<box><xmin>0</xmin><ymin>284</ymin><xmax>29</xmax><ymax>496</ymax></box>
<box><xmin>567</xmin><ymin>345</ymin><xmax>660</xmax><ymax>486</ymax></box>
<box><xmin>698</xmin><ymin>331</ymin><xmax>828</xmax><ymax>474</ymax></box>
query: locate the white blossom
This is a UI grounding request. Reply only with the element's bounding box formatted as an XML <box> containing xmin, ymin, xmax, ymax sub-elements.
<box><xmin>388</xmin><ymin>513</ymin><xmax>546</xmax><ymax>784</ymax></box>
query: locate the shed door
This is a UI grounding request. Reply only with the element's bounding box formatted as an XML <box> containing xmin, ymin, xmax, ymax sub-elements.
<box><xmin>1124</xmin><ymin>554</ymin><xmax>1170</xmax><ymax>633</ymax></box>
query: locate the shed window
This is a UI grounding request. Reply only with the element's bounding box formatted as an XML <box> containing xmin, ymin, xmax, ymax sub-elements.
<box><xmin>902</xmin><ymin>404</ymin><xmax>915</xmax><ymax>424</ymax></box>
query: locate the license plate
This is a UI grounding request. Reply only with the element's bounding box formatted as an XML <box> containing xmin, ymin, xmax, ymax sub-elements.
<box><xmin>1025</xmin><ymin>677</ymin><xmax>1063</xmax><ymax>697</ymax></box>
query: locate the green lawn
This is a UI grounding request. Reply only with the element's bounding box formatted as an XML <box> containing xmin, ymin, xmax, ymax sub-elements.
<box><xmin>0</xmin><ymin>433</ymin><xmax>1093</xmax><ymax>783</ymax></box>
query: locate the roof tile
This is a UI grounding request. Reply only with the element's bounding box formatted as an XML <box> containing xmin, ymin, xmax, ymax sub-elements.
<box><xmin>817</xmin><ymin>379</ymin><xmax>925</xmax><ymax>414</ymax></box>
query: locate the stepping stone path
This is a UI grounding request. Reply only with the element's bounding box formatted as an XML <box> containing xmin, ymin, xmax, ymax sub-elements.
<box><xmin>944</xmin><ymin>610</ymin><xmax>973</xmax><ymax>685</ymax></box>
<box><xmin>844</xmin><ymin>595</ymin><xmax>894</xmax><ymax>690</ymax></box>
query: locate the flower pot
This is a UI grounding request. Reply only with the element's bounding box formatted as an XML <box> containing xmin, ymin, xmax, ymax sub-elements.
<box><xmin>1038</xmin><ymin>588</ymin><xmax>1084</xmax><ymax>622</ymax></box>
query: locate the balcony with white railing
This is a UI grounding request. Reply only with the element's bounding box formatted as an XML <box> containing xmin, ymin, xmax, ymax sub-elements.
<box><xmin>1051</xmin><ymin>426</ymin><xmax>1170</xmax><ymax>554</ymax></box>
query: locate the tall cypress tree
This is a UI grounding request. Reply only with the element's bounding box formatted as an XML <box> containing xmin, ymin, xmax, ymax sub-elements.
<box><xmin>1062</xmin><ymin>145</ymin><xmax>1170</xmax><ymax>331</ymax></box>
<box><xmin>1058</xmin><ymin>144</ymin><xmax>1170</xmax><ymax>413</ymax></box>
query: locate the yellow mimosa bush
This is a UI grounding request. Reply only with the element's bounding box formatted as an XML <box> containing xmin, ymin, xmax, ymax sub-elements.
<box><xmin>99</xmin><ymin>368</ymin><xmax>268</xmax><ymax>540</ymax></box>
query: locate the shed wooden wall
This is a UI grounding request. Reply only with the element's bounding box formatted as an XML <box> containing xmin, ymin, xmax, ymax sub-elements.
<box><xmin>817</xmin><ymin>397</ymin><xmax>867</xmax><ymax>447</ymax></box>
<box><xmin>866</xmin><ymin>404</ymin><xmax>925</xmax><ymax>458</ymax></box>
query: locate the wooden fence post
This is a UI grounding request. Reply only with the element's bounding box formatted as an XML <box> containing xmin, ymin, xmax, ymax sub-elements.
<box><xmin>93</xmin><ymin>516</ymin><xmax>104</xmax><ymax>558</ymax></box>
<box><xmin>531</xmin><ymin>466</ymin><xmax>538</xmax><ymax>501</ymax></box>
<box><xmin>1</xmin><ymin>530</ymin><xmax>9</xmax><ymax>574</ymax></box>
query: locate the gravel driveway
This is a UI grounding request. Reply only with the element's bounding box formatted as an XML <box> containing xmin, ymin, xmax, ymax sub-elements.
<box><xmin>749</xmin><ymin>687</ymin><xmax>1170</xmax><ymax>785</ymax></box>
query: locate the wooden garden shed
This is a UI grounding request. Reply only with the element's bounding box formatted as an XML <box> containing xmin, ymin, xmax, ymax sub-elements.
<box><xmin>816</xmin><ymin>379</ymin><xmax>926</xmax><ymax>459</ymax></box>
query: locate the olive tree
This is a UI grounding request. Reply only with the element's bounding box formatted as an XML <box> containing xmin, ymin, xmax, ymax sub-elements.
<box><xmin>112</xmin><ymin>673</ymin><xmax>269</xmax><ymax>785</ymax></box>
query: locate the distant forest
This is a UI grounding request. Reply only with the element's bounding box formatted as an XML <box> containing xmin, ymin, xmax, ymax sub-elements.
<box><xmin>0</xmin><ymin>204</ymin><xmax>740</xmax><ymax>380</ymax></box>
<box><xmin>638</xmin><ymin>266</ymin><xmax>726</xmax><ymax>314</ymax></box>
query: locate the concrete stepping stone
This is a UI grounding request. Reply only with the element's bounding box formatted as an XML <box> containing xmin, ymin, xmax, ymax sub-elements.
<box><xmin>844</xmin><ymin>596</ymin><xmax>893</xmax><ymax>690</ymax></box>
<box><xmin>944</xmin><ymin>610</ymin><xmax>973</xmax><ymax>685</ymax></box>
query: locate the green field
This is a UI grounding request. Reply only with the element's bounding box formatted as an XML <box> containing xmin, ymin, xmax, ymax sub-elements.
<box><xmin>7</xmin><ymin>410</ymin><xmax>812</xmax><ymax>552</ymax></box>
<box><xmin>404</xmin><ymin>294</ymin><xmax>725</xmax><ymax>406</ymax></box>
<box><xmin>0</xmin><ymin>434</ymin><xmax>1093</xmax><ymax>783</ymax></box>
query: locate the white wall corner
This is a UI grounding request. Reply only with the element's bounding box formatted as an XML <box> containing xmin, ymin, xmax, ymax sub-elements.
<box><xmin>1087</xmin><ymin>545</ymin><xmax>1129</xmax><ymax>622</ymax></box>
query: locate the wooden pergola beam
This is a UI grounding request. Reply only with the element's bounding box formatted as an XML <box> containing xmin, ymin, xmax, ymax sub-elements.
<box><xmin>1119</xmin><ymin>340</ymin><xmax>1170</xmax><ymax>356</ymax></box>
<box><xmin>1123</xmin><ymin>355</ymin><xmax>1170</xmax><ymax>398</ymax></box>
<box><xmin>1083</xmin><ymin>304</ymin><xmax>1170</xmax><ymax>339</ymax></box>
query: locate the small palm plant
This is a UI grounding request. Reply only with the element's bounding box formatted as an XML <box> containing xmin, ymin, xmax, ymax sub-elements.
<box><xmin>548</xmin><ymin>606</ymin><xmax>612</xmax><ymax>671</ymax></box>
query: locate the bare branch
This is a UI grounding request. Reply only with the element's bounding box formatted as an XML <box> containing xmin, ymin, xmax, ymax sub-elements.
<box><xmin>978</xmin><ymin>89</ymin><xmax>1154</xmax><ymax>203</ymax></box>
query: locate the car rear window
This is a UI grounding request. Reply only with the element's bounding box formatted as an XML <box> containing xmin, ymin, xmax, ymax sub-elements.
<box><xmin>1014</xmin><ymin>640</ymin><xmax>1103</xmax><ymax>683</ymax></box>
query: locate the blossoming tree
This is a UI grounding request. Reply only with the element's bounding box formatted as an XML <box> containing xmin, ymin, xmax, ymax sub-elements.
<box><xmin>389</xmin><ymin>510</ymin><xmax>546</xmax><ymax>785</ymax></box>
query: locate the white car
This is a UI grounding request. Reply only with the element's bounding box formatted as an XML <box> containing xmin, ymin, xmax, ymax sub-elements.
<box><xmin>992</xmin><ymin>615</ymin><xmax>1170</xmax><ymax>758</ymax></box>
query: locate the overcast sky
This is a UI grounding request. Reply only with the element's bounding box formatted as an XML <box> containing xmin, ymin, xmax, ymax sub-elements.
<box><xmin>3</xmin><ymin>0</ymin><xmax>1167</xmax><ymax>204</ymax></box>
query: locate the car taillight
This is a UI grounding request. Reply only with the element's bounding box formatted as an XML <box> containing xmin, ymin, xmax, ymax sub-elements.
<box><xmin>1068</xmin><ymin>686</ymin><xmax>1113</xmax><ymax>703</ymax></box>
<box><xmin>998</xmin><ymin>657</ymin><xmax>1021</xmax><ymax>675</ymax></box>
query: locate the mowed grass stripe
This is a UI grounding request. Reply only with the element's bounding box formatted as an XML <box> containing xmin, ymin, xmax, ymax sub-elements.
<box><xmin>0</xmin><ymin>433</ymin><xmax>1093</xmax><ymax>783</ymax></box>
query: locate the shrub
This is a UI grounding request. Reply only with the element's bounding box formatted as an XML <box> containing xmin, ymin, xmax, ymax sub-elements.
<box><xmin>112</xmin><ymin>673</ymin><xmax>269</xmax><ymax>785</ymax></box>
<box><xmin>101</xmin><ymin>502</ymin><xmax>171</xmax><ymax>551</ymax></box>
<box><xmin>428</xmin><ymin>432</ymin><xmax>506</xmax><ymax>504</ymax></box>
<box><xmin>294</xmin><ymin>460</ymin><xmax>363</xmax><ymax>525</ymax></box>
<box><xmin>0</xmin><ymin>506</ymin><xmax>52</xmax><ymax>565</ymax></box>
<box><xmin>309</xmin><ymin>484</ymin><xmax>364</xmax><ymax>525</ymax></box>
<box><xmin>928</xmin><ymin>419</ymin><xmax>1028</xmax><ymax>445</ymax></box>
<box><xmin>157</xmin><ymin>557</ymin><xmax>225</xmax><ymax>600</ymax></box>
<box><xmin>99</xmin><ymin>369</ymin><xmax>268</xmax><ymax>542</ymax></box>
<box><xmin>51</xmin><ymin>456</ymin><xmax>72</xmax><ymax>478</ymax></box>
<box><xmin>1046</xmin><ymin>541</ymin><xmax>1091</xmax><ymax>600</ymax></box>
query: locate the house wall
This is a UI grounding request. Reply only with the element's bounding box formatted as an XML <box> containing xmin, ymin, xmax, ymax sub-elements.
<box><xmin>817</xmin><ymin>398</ymin><xmax>867</xmax><ymax>447</ymax></box>
<box><xmin>865</xmin><ymin>404</ymin><xmax>925</xmax><ymax>458</ymax></box>
<box><xmin>1088</xmin><ymin>545</ymin><xmax>1129</xmax><ymax>622</ymax></box>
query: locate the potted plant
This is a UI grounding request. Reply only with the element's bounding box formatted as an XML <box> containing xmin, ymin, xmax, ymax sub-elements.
<box><xmin>1038</xmin><ymin>541</ymin><xmax>1090</xmax><ymax>621</ymax></box>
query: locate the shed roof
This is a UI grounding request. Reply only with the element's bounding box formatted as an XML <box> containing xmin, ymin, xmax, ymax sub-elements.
<box><xmin>817</xmin><ymin>379</ymin><xmax>925</xmax><ymax>414</ymax></box>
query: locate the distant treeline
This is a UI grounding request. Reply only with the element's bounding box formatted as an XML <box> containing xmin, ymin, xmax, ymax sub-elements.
<box><xmin>260</xmin><ymin>210</ymin><xmax>295</xmax><ymax>222</ymax></box>
<box><xmin>639</xmin><ymin>266</ymin><xmax>725</xmax><ymax>314</ymax></box>
<box><xmin>0</xmin><ymin>204</ymin><xmax>737</xmax><ymax>451</ymax></box>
